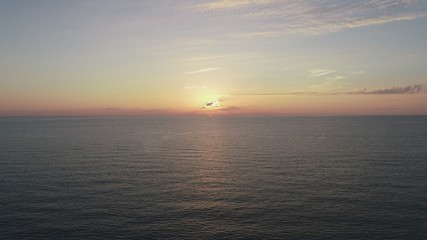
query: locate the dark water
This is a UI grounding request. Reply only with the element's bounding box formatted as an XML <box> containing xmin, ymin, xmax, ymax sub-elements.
<box><xmin>1</xmin><ymin>116</ymin><xmax>426</xmax><ymax>239</ymax></box>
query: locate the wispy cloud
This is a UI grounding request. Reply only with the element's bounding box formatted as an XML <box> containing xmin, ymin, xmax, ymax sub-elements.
<box><xmin>186</xmin><ymin>67</ymin><xmax>219</xmax><ymax>74</ymax></box>
<box><xmin>189</xmin><ymin>55</ymin><xmax>231</xmax><ymax>62</ymax></box>
<box><xmin>193</xmin><ymin>0</ymin><xmax>427</xmax><ymax>37</ymax></box>
<box><xmin>308</xmin><ymin>69</ymin><xmax>337</xmax><ymax>78</ymax></box>
<box><xmin>218</xmin><ymin>106</ymin><xmax>241</xmax><ymax>111</ymax></box>
<box><xmin>354</xmin><ymin>84</ymin><xmax>425</xmax><ymax>94</ymax></box>
<box><xmin>233</xmin><ymin>84</ymin><xmax>426</xmax><ymax>96</ymax></box>
<box><xmin>278</xmin><ymin>13</ymin><xmax>426</xmax><ymax>36</ymax></box>
<box><xmin>230</xmin><ymin>30</ymin><xmax>282</xmax><ymax>38</ymax></box>
<box><xmin>308</xmin><ymin>76</ymin><xmax>350</xmax><ymax>92</ymax></box>
<box><xmin>195</xmin><ymin>0</ymin><xmax>276</xmax><ymax>10</ymax></box>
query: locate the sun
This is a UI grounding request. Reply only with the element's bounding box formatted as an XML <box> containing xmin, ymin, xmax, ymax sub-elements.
<box><xmin>197</xmin><ymin>91</ymin><xmax>226</xmax><ymax>111</ymax></box>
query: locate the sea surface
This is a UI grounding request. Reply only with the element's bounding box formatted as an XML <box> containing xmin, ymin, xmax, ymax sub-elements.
<box><xmin>1</xmin><ymin>116</ymin><xmax>426</xmax><ymax>239</ymax></box>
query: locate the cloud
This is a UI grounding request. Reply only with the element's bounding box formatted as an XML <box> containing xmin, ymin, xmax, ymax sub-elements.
<box><xmin>308</xmin><ymin>69</ymin><xmax>337</xmax><ymax>78</ymax></box>
<box><xmin>353</xmin><ymin>84</ymin><xmax>425</xmax><ymax>94</ymax></box>
<box><xmin>192</xmin><ymin>0</ymin><xmax>427</xmax><ymax>37</ymax></box>
<box><xmin>203</xmin><ymin>100</ymin><xmax>222</xmax><ymax>108</ymax></box>
<box><xmin>281</xmin><ymin>13</ymin><xmax>426</xmax><ymax>36</ymax></box>
<box><xmin>233</xmin><ymin>84</ymin><xmax>426</xmax><ymax>96</ymax></box>
<box><xmin>308</xmin><ymin>76</ymin><xmax>350</xmax><ymax>92</ymax></box>
<box><xmin>195</xmin><ymin>0</ymin><xmax>276</xmax><ymax>10</ymax></box>
<box><xmin>186</xmin><ymin>67</ymin><xmax>219</xmax><ymax>74</ymax></box>
<box><xmin>230</xmin><ymin>30</ymin><xmax>282</xmax><ymax>38</ymax></box>
<box><xmin>82</xmin><ymin>1</ymin><xmax>427</xmax><ymax>40</ymax></box>
<box><xmin>218</xmin><ymin>106</ymin><xmax>241</xmax><ymax>111</ymax></box>
<box><xmin>201</xmin><ymin>98</ymin><xmax>240</xmax><ymax>112</ymax></box>
<box><xmin>189</xmin><ymin>55</ymin><xmax>231</xmax><ymax>62</ymax></box>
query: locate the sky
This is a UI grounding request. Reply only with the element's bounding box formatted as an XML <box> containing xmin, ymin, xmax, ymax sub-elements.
<box><xmin>1</xmin><ymin>0</ymin><xmax>427</xmax><ymax>116</ymax></box>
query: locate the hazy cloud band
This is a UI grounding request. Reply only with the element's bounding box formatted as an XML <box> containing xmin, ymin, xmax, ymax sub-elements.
<box><xmin>233</xmin><ymin>84</ymin><xmax>426</xmax><ymax>96</ymax></box>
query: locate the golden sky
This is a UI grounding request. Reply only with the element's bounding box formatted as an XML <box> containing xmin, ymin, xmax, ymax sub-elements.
<box><xmin>1</xmin><ymin>0</ymin><xmax>427</xmax><ymax>116</ymax></box>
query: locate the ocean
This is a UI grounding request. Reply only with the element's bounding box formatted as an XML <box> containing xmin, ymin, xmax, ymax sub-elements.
<box><xmin>1</xmin><ymin>116</ymin><xmax>426</xmax><ymax>239</ymax></box>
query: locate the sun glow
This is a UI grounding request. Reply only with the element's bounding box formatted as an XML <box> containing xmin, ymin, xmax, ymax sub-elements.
<box><xmin>203</xmin><ymin>99</ymin><xmax>222</xmax><ymax>109</ymax></box>
<box><xmin>197</xmin><ymin>90</ymin><xmax>224</xmax><ymax>110</ymax></box>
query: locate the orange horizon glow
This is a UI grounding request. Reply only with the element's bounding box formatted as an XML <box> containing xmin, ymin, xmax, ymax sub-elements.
<box><xmin>1</xmin><ymin>93</ymin><xmax>426</xmax><ymax>117</ymax></box>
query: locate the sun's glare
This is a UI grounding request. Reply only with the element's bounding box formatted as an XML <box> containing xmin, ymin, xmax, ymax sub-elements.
<box><xmin>204</xmin><ymin>100</ymin><xmax>222</xmax><ymax>109</ymax></box>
